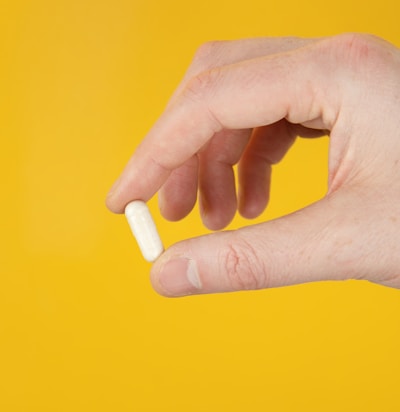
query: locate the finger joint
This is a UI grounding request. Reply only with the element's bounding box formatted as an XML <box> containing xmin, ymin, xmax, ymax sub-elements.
<box><xmin>221</xmin><ymin>236</ymin><xmax>267</xmax><ymax>291</ymax></box>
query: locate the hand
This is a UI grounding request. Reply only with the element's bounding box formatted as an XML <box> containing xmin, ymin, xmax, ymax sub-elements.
<box><xmin>107</xmin><ymin>33</ymin><xmax>400</xmax><ymax>296</ymax></box>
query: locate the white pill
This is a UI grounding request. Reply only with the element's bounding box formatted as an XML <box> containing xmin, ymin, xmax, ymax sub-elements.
<box><xmin>125</xmin><ymin>200</ymin><xmax>164</xmax><ymax>262</ymax></box>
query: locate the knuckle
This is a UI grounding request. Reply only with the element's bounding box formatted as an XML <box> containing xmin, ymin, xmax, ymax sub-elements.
<box><xmin>182</xmin><ymin>68</ymin><xmax>220</xmax><ymax>104</ymax></box>
<box><xmin>182</xmin><ymin>40</ymin><xmax>227</xmax><ymax>103</ymax></box>
<box><xmin>324</xmin><ymin>33</ymin><xmax>383</xmax><ymax>70</ymax></box>
<box><xmin>221</xmin><ymin>236</ymin><xmax>267</xmax><ymax>291</ymax></box>
<box><xmin>192</xmin><ymin>41</ymin><xmax>225</xmax><ymax>70</ymax></box>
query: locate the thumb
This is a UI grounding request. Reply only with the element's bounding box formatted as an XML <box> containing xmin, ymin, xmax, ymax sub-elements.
<box><xmin>150</xmin><ymin>192</ymin><xmax>370</xmax><ymax>297</ymax></box>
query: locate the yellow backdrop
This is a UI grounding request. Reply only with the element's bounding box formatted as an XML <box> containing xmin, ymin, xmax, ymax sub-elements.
<box><xmin>1</xmin><ymin>0</ymin><xmax>399</xmax><ymax>411</ymax></box>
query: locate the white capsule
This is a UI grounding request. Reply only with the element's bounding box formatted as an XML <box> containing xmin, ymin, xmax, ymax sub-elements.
<box><xmin>125</xmin><ymin>200</ymin><xmax>164</xmax><ymax>262</ymax></box>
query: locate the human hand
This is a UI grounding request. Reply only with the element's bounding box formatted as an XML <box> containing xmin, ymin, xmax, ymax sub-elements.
<box><xmin>107</xmin><ymin>33</ymin><xmax>400</xmax><ymax>296</ymax></box>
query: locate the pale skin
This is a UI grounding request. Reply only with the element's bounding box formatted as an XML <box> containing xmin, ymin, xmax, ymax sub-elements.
<box><xmin>106</xmin><ymin>33</ymin><xmax>400</xmax><ymax>296</ymax></box>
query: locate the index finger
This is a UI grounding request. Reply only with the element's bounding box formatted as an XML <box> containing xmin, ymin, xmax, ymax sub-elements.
<box><xmin>106</xmin><ymin>35</ymin><xmax>343</xmax><ymax>213</ymax></box>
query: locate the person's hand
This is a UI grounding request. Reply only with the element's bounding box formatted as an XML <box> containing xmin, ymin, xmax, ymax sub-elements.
<box><xmin>106</xmin><ymin>33</ymin><xmax>400</xmax><ymax>296</ymax></box>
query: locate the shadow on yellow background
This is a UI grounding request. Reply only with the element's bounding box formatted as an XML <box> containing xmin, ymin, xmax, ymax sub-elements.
<box><xmin>1</xmin><ymin>0</ymin><xmax>399</xmax><ymax>411</ymax></box>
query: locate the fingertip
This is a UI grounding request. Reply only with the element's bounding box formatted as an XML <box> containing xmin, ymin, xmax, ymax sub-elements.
<box><xmin>105</xmin><ymin>177</ymin><xmax>125</xmax><ymax>213</ymax></box>
<box><xmin>157</xmin><ymin>157</ymin><xmax>199</xmax><ymax>221</ymax></box>
<box><xmin>200</xmin><ymin>207</ymin><xmax>236</xmax><ymax>231</ymax></box>
<box><xmin>238</xmin><ymin>195</ymin><xmax>269</xmax><ymax>220</ymax></box>
<box><xmin>199</xmin><ymin>191</ymin><xmax>237</xmax><ymax>231</ymax></box>
<box><xmin>105</xmin><ymin>193</ymin><xmax>124</xmax><ymax>214</ymax></box>
<box><xmin>158</xmin><ymin>187</ymin><xmax>197</xmax><ymax>222</ymax></box>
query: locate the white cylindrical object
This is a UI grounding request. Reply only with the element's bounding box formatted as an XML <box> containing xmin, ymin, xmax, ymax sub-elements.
<box><xmin>125</xmin><ymin>200</ymin><xmax>164</xmax><ymax>262</ymax></box>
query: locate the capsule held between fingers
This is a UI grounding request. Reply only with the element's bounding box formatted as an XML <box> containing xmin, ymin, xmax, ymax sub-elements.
<box><xmin>125</xmin><ymin>200</ymin><xmax>164</xmax><ymax>262</ymax></box>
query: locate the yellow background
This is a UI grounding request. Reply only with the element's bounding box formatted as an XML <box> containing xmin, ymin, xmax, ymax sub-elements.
<box><xmin>1</xmin><ymin>0</ymin><xmax>400</xmax><ymax>410</ymax></box>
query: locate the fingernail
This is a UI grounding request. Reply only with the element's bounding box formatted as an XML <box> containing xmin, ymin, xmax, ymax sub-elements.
<box><xmin>158</xmin><ymin>258</ymin><xmax>202</xmax><ymax>296</ymax></box>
